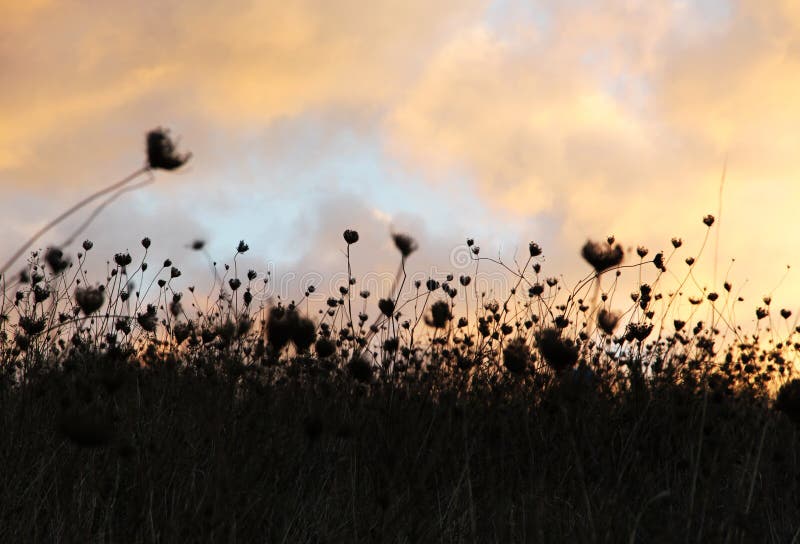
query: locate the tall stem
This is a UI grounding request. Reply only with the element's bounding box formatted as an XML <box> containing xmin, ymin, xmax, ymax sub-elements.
<box><xmin>0</xmin><ymin>166</ymin><xmax>148</xmax><ymax>275</ymax></box>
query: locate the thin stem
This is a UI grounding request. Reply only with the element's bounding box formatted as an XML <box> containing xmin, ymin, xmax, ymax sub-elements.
<box><xmin>1</xmin><ymin>166</ymin><xmax>148</xmax><ymax>275</ymax></box>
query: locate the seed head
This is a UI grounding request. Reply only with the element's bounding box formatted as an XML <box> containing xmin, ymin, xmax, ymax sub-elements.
<box><xmin>392</xmin><ymin>232</ymin><xmax>418</xmax><ymax>257</ymax></box>
<box><xmin>597</xmin><ymin>308</ymin><xmax>620</xmax><ymax>334</ymax></box>
<box><xmin>529</xmin><ymin>283</ymin><xmax>544</xmax><ymax>297</ymax></box>
<box><xmin>343</xmin><ymin>229</ymin><xmax>359</xmax><ymax>245</ymax></box>
<box><xmin>425</xmin><ymin>300</ymin><xmax>452</xmax><ymax>329</ymax></box>
<box><xmin>703</xmin><ymin>214</ymin><xmax>715</xmax><ymax>227</ymax></box>
<box><xmin>581</xmin><ymin>240</ymin><xmax>623</xmax><ymax>274</ymax></box>
<box><xmin>266</xmin><ymin>306</ymin><xmax>291</xmax><ymax>351</ymax></box>
<box><xmin>378</xmin><ymin>298</ymin><xmax>395</xmax><ymax>317</ymax></box>
<box><xmin>114</xmin><ymin>253</ymin><xmax>132</xmax><ymax>267</ymax></box>
<box><xmin>536</xmin><ymin>328</ymin><xmax>578</xmax><ymax>373</ymax></box>
<box><xmin>75</xmin><ymin>286</ymin><xmax>105</xmax><ymax>315</ymax></box>
<box><xmin>315</xmin><ymin>338</ymin><xmax>336</xmax><ymax>358</ymax></box>
<box><xmin>348</xmin><ymin>356</ymin><xmax>373</xmax><ymax>383</ymax></box>
<box><xmin>503</xmin><ymin>338</ymin><xmax>530</xmax><ymax>374</ymax></box>
<box><xmin>146</xmin><ymin>127</ymin><xmax>191</xmax><ymax>170</ymax></box>
<box><xmin>19</xmin><ymin>316</ymin><xmax>46</xmax><ymax>336</ymax></box>
<box><xmin>171</xmin><ymin>321</ymin><xmax>192</xmax><ymax>344</ymax></box>
<box><xmin>625</xmin><ymin>322</ymin><xmax>653</xmax><ymax>342</ymax></box>
<box><xmin>137</xmin><ymin>305</ymin><xmax>158</xmax><ymax>332</ymax></box>
<box><xmin>291</xmin><ymin>314</ymin><xmax>316</xmax><ymax>352</ymax></box>
<box><xmin>45</xmin><ymin>247</ymin><xmax>70</xmax><ymax>274</ymax></box>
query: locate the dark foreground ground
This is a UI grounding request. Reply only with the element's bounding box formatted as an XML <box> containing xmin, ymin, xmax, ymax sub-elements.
<box><xmin>1</xmin><ymin>356</ymin><xmax>799</xmax><ymax>544</ymax></box>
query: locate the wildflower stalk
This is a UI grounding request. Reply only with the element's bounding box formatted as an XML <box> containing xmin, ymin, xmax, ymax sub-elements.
<box><xmin>0</xmin><ymin>166</ymin><xmax>148</xmax><ymax>276</ymax></box>
<box><xmin>659</xmin><ymin>226</ymin><xmax>712</xmax><ymax>333</ymax></box>
<box><xmin>346</xmin><ymin>244</ymin><xmax>354</xmax><ymax>327</ymax></box>
<box><xmin>61</xmin><ymin>173</ymin><xmax>155</xmax><ymax>247</ymax></box>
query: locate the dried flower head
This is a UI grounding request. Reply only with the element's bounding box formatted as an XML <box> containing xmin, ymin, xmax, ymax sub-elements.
<box><xmin>45</xmin><ymin>247</ymin><xmax>70</xmax><ymax>274</ymax></box>
<box><xmin>266</xmin><ymin>306</ymin><xmax>316</xmax><ymax>352</ymax></box>
<box><xmin>19</xmin><ymin>316</ymin><xmax>46</xmax><ymax>336</ymax></box>
<box><xmin>137</xmin><ymin>305</ymin><xmax>158</xmax><ymax>332</ymax></box>
<box><xmin>703</xmin><ymin>214</ymin><xmax>715</xmax><ymax>227</ymax></box>
<box><xmin>581</xmin><ymin>240</ymin><xmax>624</xmax><ymax>274</ymax></box>
<box><xmin>503</xmin><ymin>338</ymin><xmax>530</xmax><ymax>374</ymax></box>
<box><xmin>146</xmin><ymin>127</ymin><xmax>191</xmax><ymax>170</ymax></box>
<box><xmin>173</xmin><ymin>321</ymin><xmax>192</xmax><ymax>344</ymax></box>
<box><xmin>625</xmin><ymin>322</ymin><xmax>653</xmax><ymax>342</ymax></box>
<box><xmin>597</xmin><ymin>308</ymin><xmax>620</xmax><ymax>335</ymax></box>
<box><xmin>266</xmin><ymin>306</ymin><xmax>291</xmax><ymax>351</ymax></box>
<box><xmin>348</xmin><ymin>355</ymin><xmax>373</xmax><ymax>383</ymax></box>
<box><xmin>75</xmin><ymin>286</ymin><xmax>105</xmax><ymax>315</ymax></box>
<box><xmin>425</xmin><ymin>300</ymin><xmax>452</xmax><ymax>329</ymax></box>
<box><xmin>378</xmin><ymin>298</ymin><xmax>396</xmax><ymax>317</ymax></box>
<box><xmin>536</xmin><ymin>328</ymin><xmax>578</xmax><ymax>373</ymax></box>
<box><xmin>392</xmin><ymin>232</ymin><xmax>418</xmax><ymax>257</ymax></box>
<box><xmin>343</xmin><ymin>229</ymin><xmax>359</xmax><ymax>245</ymax></box>
<box><xmin>114</xmin><ymin>253</ymin><xmax>132</xmax><ymax>267</ymax></box>
<box><xmin>315</xmin><ymin>338</ymin><xmax>336</xmax><ymax>358</ymax></box>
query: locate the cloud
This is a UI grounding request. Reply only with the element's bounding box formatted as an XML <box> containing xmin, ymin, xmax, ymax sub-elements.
<box><xmin>382</xmin><ymin>1</ymin><xmax>800</xmax><ymax>306</ymax></box>
<box><xmin>4</xmin><ymin>0</ymin><xmax>800</xmax><ymax>316</ymax></box>
<box><xmin>0</xmin><ymin>0</ymin><xmax>484</xmax><ymax>182</ymax></box>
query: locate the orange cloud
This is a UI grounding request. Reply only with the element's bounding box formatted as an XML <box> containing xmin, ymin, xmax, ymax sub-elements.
<box><xmin>4</xmin><ymin>0</ymin><xmax>800</xmax><ymax>312</ymax></box>
<box><xmin>0</xmin><ymin>0</ymin><xmax>484</xmax><ymax>179</ymax></box>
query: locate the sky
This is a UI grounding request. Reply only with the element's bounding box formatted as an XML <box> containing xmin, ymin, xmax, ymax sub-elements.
<box><xmin>2</xmin><ymin>0</ymin><xmax>800</xmax><ymax>327</ymax></box>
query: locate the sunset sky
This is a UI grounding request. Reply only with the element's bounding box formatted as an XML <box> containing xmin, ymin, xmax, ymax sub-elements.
<box><xmin>3</xmin><ymin>0</ymin><xmax>800</xmax><ymax>321</ymax></box>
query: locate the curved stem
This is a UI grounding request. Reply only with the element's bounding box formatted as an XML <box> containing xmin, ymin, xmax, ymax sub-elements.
<box><xmin>0</xmin><ymin>166</ymin><xmax>149</xmax><ymax>275</ymax></box>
